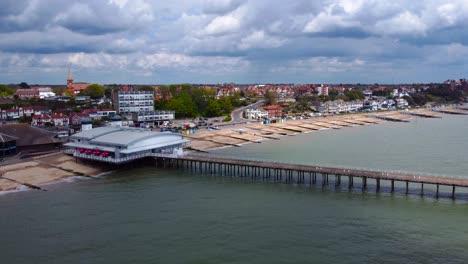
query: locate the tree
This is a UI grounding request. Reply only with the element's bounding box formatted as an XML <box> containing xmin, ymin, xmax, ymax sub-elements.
<box><xmin>328</xmin><ymin>90</ymin><xmax>339</xmax><ymax>101</ymax></box>
<box><xmin>52</xmin><ymin>87</ymin><xmax>67</xmax><ymax>96</ymax></box>
<box><xmin>165</xmin><ymin>92</ymin><xmax>197</xmax><ymax>118</ymax></box>
<box><xmin>18</xmin><ymin>82</ymin><xmax>30</xmax><ymax>89</ymax></box>
<box><xmin>264</xmin><ymin>91</ymin><xmax>277</xmax><ymax>105</ymax></box>
<box><xmin>0</xmin><ymin>85</ymin><xmax>14</xmax><ymax>97</ymax></box>
<box><xmin>204</xmin><ymin>99</ymin><xmax>223</xmax><ymax>117</ymax></box>
<box><xmin>81</xmin><ymin>84</ymin><xmax>104</xmax><ymax>99</ymax></box>
<box><xmin>137</xmin><ymin>85</ymin><xmax>154</xmax><ymax>92</ymax></box>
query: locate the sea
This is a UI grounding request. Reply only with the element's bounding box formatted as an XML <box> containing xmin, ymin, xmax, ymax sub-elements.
<box><xmin>1</xmin><ymin>115</ymin><xmax>468</xmax><ymax>264</ymax></box>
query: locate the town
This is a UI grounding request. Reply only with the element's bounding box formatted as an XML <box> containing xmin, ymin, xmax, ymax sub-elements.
<box><xmin>1</xmin><ymin>68</ymin><xmax>467</xmax><ymax>160</ymax></box>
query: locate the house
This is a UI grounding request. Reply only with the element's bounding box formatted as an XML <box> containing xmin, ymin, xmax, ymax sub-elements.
<box><xmin>244</xmin><ymin>108</ymin><xmax>268</xmax><ymax>120</ymax></box>
<box><xmin>15</xmin><ymin>89</ymin><xmax>40</xmax><ymax>99</ymax></box>
<box><xmin>51</xmin><ymin>113</ymin><xmax>69</xmax><ymax>127</ymax></box>
<box><xmin>31</xmin><ymin>114</ymin><xmax>52</xmax><ymax>126</ymax></box>
<box><xmin>70</xmin><ymin>113</ymin><xmax>91</xmax><ymax>125</ymax></box>
<box><xmin>22</xmin><ymin>107</ymin><xmax>34</xmax><ymax>116</ymax></box>
<box><xmin>261</xmin><ymin>105</ymin><xmax>284</xmax><ymax>118</ymax></box>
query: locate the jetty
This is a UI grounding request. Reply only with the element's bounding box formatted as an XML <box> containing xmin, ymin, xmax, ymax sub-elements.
<box><xmin>153</xmin><ymin>154</ymin><xmax>468</xmax><ymax>200</ymax></box>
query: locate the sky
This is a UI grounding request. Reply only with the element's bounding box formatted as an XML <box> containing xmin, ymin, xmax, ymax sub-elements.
<box><xmin>1</xmin><ymin>0</ymin><xmax>468</xmax><ymax>85</ymax></box>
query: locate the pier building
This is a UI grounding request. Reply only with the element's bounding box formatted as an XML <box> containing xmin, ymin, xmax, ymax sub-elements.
<box><xmin>64</xmin><ymin>127</ymin><xmax>189</xmax><ymax>164</ymax></box>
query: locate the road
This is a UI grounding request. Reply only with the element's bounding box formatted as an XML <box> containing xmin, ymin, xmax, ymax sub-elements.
<box><xmin>230</xmin><ymin>100</ymin><xmax>265</xmax><ymax>123</ymax></box>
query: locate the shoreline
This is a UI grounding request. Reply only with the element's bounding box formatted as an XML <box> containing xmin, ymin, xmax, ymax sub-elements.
<box><xmin>1</xmin><ymin>107</ymin><xmax>466</xmax><ymax>195</ymax></box>
<box><xmin>0</xmin><ymin>153</ymin><xmax>105</xmax><ymax>193</ymax></box>
<box><xmin>187</xmin><ymin>107</ymin><xmax>468</xmax><ymax>152</ymax></box>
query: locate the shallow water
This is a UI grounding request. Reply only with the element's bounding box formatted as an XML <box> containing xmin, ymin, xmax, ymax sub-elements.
<box><xmin>1</xmin><ymin>115</ymin><xmax>468</xmax><ymax>264</ymax></box>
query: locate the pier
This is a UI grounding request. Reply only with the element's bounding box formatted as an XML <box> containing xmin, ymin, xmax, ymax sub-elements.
<box><xmin>154</xmin><ymin>155</ymin><xmax>468</xmax><ymax>200</ymax></box>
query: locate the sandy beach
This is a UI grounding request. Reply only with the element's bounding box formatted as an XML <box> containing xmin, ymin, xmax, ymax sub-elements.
<box><xmin>187</xmin><ymin>107</ymin><xmax>463</xmax><ymax>152</ymax></box>
<box><xmin>0</xmin><ymin>153</ymin><xmax>104</xmax><ymax>192</ymax></box>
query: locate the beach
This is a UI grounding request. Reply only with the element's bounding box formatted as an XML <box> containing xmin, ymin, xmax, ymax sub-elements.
<box><xmin>187</xmin><ymin>108</ymin><xmax>456</xmax><ymax>152</ymax></box>
<box><xmin>0</xmin><ymin>153</ymin><xmax>104</xmax><ymax>192</ymax></box>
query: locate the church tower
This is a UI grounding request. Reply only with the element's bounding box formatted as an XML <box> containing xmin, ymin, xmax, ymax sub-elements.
<box><xmin>67</xmin><ymin>66</ymin><xmax>74</xmax><ymax>95</ymax></box>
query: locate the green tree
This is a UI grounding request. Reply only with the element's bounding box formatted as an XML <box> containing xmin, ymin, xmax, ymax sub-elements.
<box><xmin>165</xmin><ymin>92</ymin><xmax>197</xmax><ymax>118</ymax></box>
<box><xmin>264</xmin><ymin>91</ymin><xmax>277</xmax><ymax>105</ymax></box>
<box><xmin>52</xmin><ymin>87</ymin><xmax>67</xmax><ymax>96</ymax></box>
<box><xmin>204</xmin><ymin>99</ymin><xmax>223</xmax><ymax>117</ymax></box>
<box><xmin>0</xmin><ymin>85</ymin><xmax>14</xmax><ymax>97</ymax></box>
<box><xmin>81</xmin><ymin>84</ymin><xmax>104</xmax><ymax>99</ymax></box>
<box><xmin>218</xmin><ymin>96</ymin><xmax>234</xmax><ymax>114</ymax></box>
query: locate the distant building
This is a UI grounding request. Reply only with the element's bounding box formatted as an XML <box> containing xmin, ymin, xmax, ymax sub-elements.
<box><xmin>261</xmin><ymin>105</ymin><xmax>284</xmax><ymax>118</ymax></box>
<box><xmin>51</xmin><ymin>113</ymin><xmax>69</xmax><ymax>127</ymax></box>
<box><xmin>66</xmin><ymin>67</ymin><xmax>90</xmax><ymax>95</ymax></box>
<box><xmin>131</xmin><ymin>111</ymin><xmax>175</xmax><ymax>126</ymax></box>
<box><xmin>70</xmin><ymin>113</ymin><xmax>91</xmax><ymax>125</ymax></box>
<box><xmin>318</xmin><ymin>100</ymin><xmax>364</xmax><ymax>114</ymax></box>
<box><xmin>31</xmin><ymin>114</ymin><xmax>52</xmax><ymax>126</ymax></box>
<box><xmin>113</xmin><ymin>90</ymin><xmax>154</xmax><ymax>114</ymax></box>
<box><xmin>244</xmin><ymin>108</ymin><xmax>268</xmax><ymax>120</ymax></box>
<box><xmin>317</xmin><ymin>85</ymin><xmax>329</xmax><ymax>96</ymax></box>
<box><xmin>15</xmin><ymin>89</ymin><xmax>40</xmax><ymax>99</ymax></box>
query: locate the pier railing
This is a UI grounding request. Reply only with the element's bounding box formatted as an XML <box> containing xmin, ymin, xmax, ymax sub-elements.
<box><xmin>153</xmin><ymin>154</ymin><xmax>468</xmax><ymax>200</ymax></box>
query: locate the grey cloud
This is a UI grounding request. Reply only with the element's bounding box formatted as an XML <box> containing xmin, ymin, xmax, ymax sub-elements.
<box><xmin>202</xmin><ymin>0</ymin><xmax>245</xmax><ymax>14</ymax></box>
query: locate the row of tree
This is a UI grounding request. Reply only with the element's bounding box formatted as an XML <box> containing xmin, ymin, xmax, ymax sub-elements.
<box><xmin>154</xmin><ymin>84</ymin><xmax>245</xmax><ymax>118</ymax></box>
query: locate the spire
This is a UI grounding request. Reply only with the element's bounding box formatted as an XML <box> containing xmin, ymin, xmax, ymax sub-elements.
<box><xmin>67</xmin><ymin>66</ymin><xmax>73</xmax><ymax>81</ymax></box>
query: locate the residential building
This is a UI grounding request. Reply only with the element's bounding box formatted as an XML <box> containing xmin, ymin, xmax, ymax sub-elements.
<box><xmin>317</xmin><ymin>85</ymin><xmax>329</xmax><ymax>96</ymax></box>
<box><xmin>31</xmin><ymin>114</ymin><xmax>52</xmax><ymax>126</ymax></box>
<box><xmin>51</xmin><ymin>113</ymin><xmax>69</xmax><ymax>127</ymax></box>
<box><xmin>244</xmin><ymin>108</ymin><xmax>268</xmax><ymax>120</ymax></box>
<box><xmin>15</xmin><ymin>89</ymin><xmax>40</xmax><ymax>99</ymax></box>
<box><xmin>113</xmin><ymin>90</ymin><xmax>154</xmax><ymax>114</ymax></box>
<box><xmin>318</xmin><ymin>100</ymin><xmax>364</xmax><ymax>114</ymax></box>
<box><xmin>262</xmin><ymin>105</ymin><xmax>284</xmax><ymax>118</ymax></box>
<box><xmin>70</xmin><ymin>113</ymin><xmax>91</xmax><ymax>125</ymax></box>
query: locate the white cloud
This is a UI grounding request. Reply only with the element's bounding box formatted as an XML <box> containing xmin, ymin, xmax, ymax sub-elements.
<box><xmin>203</xmin><ymin>14</ymin><xmax>241</xmax><ymax>35</ymax></box>
<box><xmin>238</xmin><ymin>31</ymin><xmax>287</xmax><ymax>50</ymax></box>
<box><xmin>374</xmin><ymin>11</ymin><xmax>427</xmax><ymax>36</ymax></box>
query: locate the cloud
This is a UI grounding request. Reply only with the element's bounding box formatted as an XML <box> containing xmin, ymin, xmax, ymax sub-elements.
<box><xmin>202</xmin><ymin>0</ymin><xmax>244</xmax><ymax>14</ymax></box>
<box><xmin>1</xmin><ymin>0</ymin><xmax>468</xmax><ymax>84</ymax></box>
<box><xmin>202</xmin><ymin>14</ymin><xmax>241</xmax><ymax>35</ymax></box>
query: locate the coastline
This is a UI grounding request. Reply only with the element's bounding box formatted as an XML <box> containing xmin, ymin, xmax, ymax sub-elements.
<box><xmin>0</xmin><ymin>153</ymin><xmax>104</xmax><ymax>193</ymax></box>
<box><xmin>1</xmin><ymin>107</ymin><xmax>465</xmax><ymax>194</ymax></box>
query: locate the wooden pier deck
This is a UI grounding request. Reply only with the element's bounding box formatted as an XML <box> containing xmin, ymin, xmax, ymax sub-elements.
<box><xmin>155</xmin><ymin>155</ymin><xmax>468</xmax><ymax>200</ymax></box>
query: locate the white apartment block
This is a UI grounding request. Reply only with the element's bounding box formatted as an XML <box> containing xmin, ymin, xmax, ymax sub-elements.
<box><xmin>113</xmin><ymin>91</ymin><xmax>154</xmax><ymax>114</ymax></box>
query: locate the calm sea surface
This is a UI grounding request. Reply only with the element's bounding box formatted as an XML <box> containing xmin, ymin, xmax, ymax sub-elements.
<box><xmin>1</xmin><ymin>115</ymin><xmax>468</xmax><ymax>264</ymax></box>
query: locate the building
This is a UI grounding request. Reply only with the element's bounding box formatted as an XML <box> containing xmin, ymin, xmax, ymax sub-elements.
<box><xmin>317</xmin><ymin>100</ymin><xmax>364</xmax><ymax>114</ymax></box>
<box><xmin>244</xmin><ymin>108</ymin><xmax>268</xmax><ymax>120</ymax></box>
<box><xmin>67</xmin><ymin>67</ymin><xmax>74</xmax><ymax>94</ymax></box>
<box><xmin>113</xmin><ymin>91</ymin><xmax>154</xmax><ymax>114</ymax></box>
<box><xmin>15</xmin><ymin>89</ymin><xmax>40</xmax><ymax>99</ymax></box>
<box><xmin>70</xmin><ymin>113</ymin><xmax>91</xmax><ymax>125</ymax></box>
<box><xmin>131</xmin><ymin>111</ymin><xmax>175</xmax><ymax>126</ymax></box>
<box><xmin>31</xmin><ymin>114</ymin><xmax>52</xmax><ymax>126</ymax></box>
<box><xmin>0</xmin><ymin>132</ymin><xmax>18</xmax><ymax>158</ymax></box>
<box><xmin>66</xmin><ymin>67</ymin><xmax>90</xmax><ymax>95</ymax></box>
<box><xmin>30</xmin><ymin>86</ymin><xmax>55</xmax><ymax>99</ymax></box>
<box><xmin>261</xmin><ymin>105</ymin><xmax>284</xmax><ymax>118</ymax></box>
<box><xmin>51</xmin><ymin>113</ymin><xmax>69</xmax><ymax>127</ymax></box>
<box><xmin>317</xmin><ymin>85</ymin><xmax>329</xmax><ymax>96</ymax></box>
<box><xmin>0</xmin><ymin>124</ymin><xmax>62</xmax><ymax>153</ymax></box>
<box><xmin>64</xmin><ymin>127</ymin><xmax>190</xmax><ymax>164</ymax></box>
